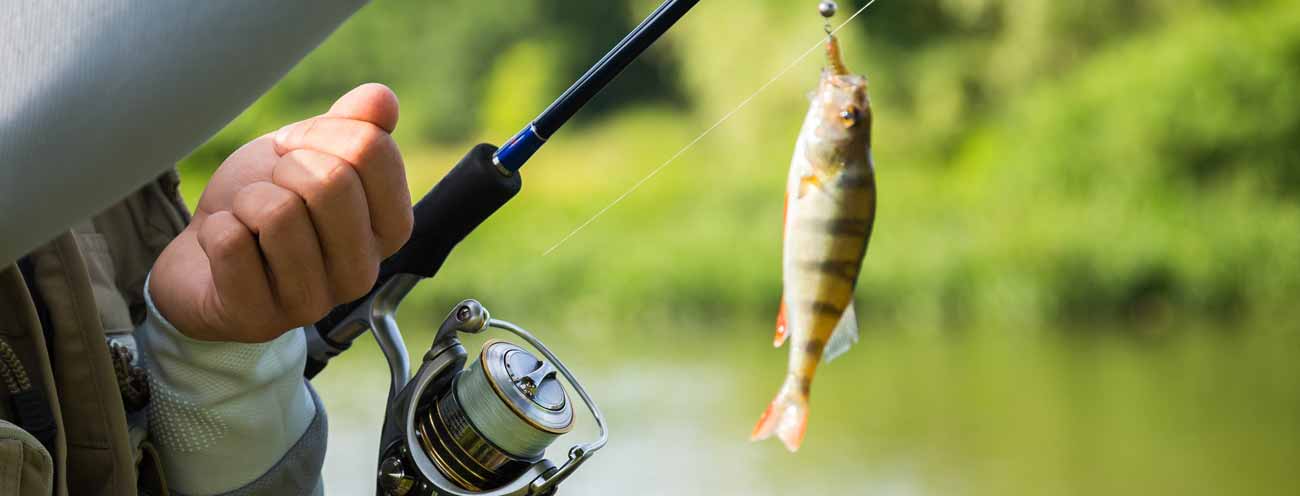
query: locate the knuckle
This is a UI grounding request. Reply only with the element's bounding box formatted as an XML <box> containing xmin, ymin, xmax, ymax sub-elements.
<box><xmin>200</xmin><ymin>216</ymin><xmax>246</xmax><ymax>257</ymax></box>
<box><xmin>209</xmin><ymin>231</ymin><xmax>244</xmax><ymax>257</ymax></box>
<box><xmin>344</xmin><ymin>124</ymin><xmax>385</xmax><ymax>164</ymax></box>
<box><xmin>293</xmin><ymin>118</ymin><xmax>322</xmax><ymax>145</ymax></box>
<box><xmin>260</xmin><ymin>190</ymin><xmax>303</xmax><ymax>230</ymax></box>
<box><xmin>235</xmin><ymin>182</ymin><xmax>299</xmax><ymax>228</ymax></box>
<box><xmin>310</xmin><ymin>154</ymin><xmax>359</xmax><ymax>200</ymax></box>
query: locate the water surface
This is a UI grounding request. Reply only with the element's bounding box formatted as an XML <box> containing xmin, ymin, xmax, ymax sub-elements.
<box><xmin>315</xmin><ymin>319</ymin><xmax>1299</xmax><ymax>495</ymax></box>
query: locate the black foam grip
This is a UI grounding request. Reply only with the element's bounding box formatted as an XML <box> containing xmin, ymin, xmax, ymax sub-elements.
<box><xmin>310</xmin><ymin>143</ymin><xmax>521</xmax><ymax>347</ymax></box>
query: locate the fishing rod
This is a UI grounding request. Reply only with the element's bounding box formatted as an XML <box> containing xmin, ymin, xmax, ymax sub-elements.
<box><xmin>495</xmin><ymin>0</ymin><xmax>694</xmax><ymax>172</ymax></box>
<box><xmin>306</xmin><ymin>0</ymin><xmax>698</xmax><ymax>372</ymax></box>
<box><xmin>302</xmin><ymin>1</ymin><xmax>700</xmax><ymax>494</ymax></box>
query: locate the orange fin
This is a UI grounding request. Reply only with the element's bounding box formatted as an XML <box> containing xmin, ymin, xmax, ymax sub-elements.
<box><xmin>798</xmin><ymin>174</ymin><xmax>821</xmax><ymax>198</ymax></box>
<box><xmin>782</xmin><ymin>189</ymin><xmax>790</xmax><ymax>231</ymax></box>
<box><xmin>750</xmin><ymin>375</ymin><xmax>810</xmax><ymax>452</ymax></box>
<box><xmin>774</xmin><ymin>301</ymin><xmax>789</xmax><ymax>347</ymax></box>
<box><xmin>776</xmin><ymin>189</ymin><xmax>789</xmax><ymax>347</ymax></box>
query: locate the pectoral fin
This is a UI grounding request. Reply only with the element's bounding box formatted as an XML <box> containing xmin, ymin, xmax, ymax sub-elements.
<box><xmin>798</xmin><ymin>174</ymin><xmax>821</xmax><ymax>198</ymax></box>
<box><xmin>822</xmin><ymin>301</ymin><xmax>859</xmax><ymax>363</ymax></box>
<box><xmin>776</xmin><ymin>187</ymin><xmax>792</xmax><ymax>347</ymax></box>
<box><xmin>799</xmin><ymin>162</ymin><xmax>846</xmax><ymax>199</ymax></box>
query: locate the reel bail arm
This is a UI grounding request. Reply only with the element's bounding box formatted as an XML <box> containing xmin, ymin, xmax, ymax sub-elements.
<box><xmin>483</xmin><ymin>317</ymin><xmax>607</xmax><ymax>495</ymax></box>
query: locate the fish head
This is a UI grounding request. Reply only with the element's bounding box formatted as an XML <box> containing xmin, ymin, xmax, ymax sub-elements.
<box><xmin>806</xmin><ymin>70</ymin><xmax>872</xmax><ymax>167</ymax></box>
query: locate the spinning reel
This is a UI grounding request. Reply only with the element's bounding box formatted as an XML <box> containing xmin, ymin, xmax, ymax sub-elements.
<box><xmin>374</xmin><ymin>297</ymin><xmax>605</xmax><ymax>495</ymax></box>
<box><xmin>306</xmin><ymin>273</ymin><xmax>604</xmax><ymax>496</ymax></box>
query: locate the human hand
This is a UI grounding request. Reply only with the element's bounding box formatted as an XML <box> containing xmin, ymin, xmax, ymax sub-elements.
<box><xmin>150</xmin><ymin>83</ymin><xmax>413</xmax><ymax>342</ymax></box>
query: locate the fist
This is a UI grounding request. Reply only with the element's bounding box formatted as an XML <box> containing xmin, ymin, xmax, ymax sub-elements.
<box><xmin>151</xmin><ymin>84</ymin><xmax>413</xmax><ymax>342</ymax></box>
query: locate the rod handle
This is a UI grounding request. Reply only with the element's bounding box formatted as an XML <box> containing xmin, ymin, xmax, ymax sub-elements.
<box><xmin>307</xmin><ymin>143</ymin><xmax>520</xmax><ymax>375</ymax></box>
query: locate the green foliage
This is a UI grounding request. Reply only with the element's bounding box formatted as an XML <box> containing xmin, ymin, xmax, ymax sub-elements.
<box><xmin>952</xmin><ymin>0</ymin><xmax>1300</xmax><ymax>324</ymax></box>
<box><xmin>167</xmin><ymin>3</ymin><xmax>1300</xmax><ymax>492</ymax></box>
<box><xmin>179</xmin><ymin>0</ymin><xmax>1300</xmax><ymax>331</ymax></box>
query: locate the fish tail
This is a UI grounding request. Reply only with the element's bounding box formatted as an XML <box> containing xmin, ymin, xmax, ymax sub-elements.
<box><xmin>750</xmin><ymin>374</ymin><xmax>810</xmax><ymax>452</ymax></box>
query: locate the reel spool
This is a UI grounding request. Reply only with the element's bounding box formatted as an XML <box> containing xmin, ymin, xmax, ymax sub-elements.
<box><xmin>376</xmin><ymin>300</ymin><xmax>606</xmax><ymax>496</ymax></box>
<box><xmin>418</xmin><ymin>340</ymin><xmax>574</xmax><ymax>490</ymax></box>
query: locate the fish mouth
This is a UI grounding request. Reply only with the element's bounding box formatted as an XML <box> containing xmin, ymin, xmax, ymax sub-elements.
<box><xmin>827</xmin><ymin>73</ymin><xmax>867</xmax><ymax>90</ymax></box>
<box><xmin>821</xmin><ymin>35</ymin><xmax>867</xmax><ymax>94</ymax></box>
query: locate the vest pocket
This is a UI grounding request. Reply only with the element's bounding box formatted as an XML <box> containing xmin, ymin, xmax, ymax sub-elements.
<box><xmin>0</xmin><ymin>419</ymin><xmax>53</xmax><ymax>496</ymax></box>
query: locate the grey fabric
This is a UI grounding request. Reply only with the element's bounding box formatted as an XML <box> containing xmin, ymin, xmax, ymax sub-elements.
<box><xmin>139</xmin><ymin>274</ymin><xmax>318</xmax><ymax>494</ymax></box>
<box><xmin>0</xmin><ymin>0</ymin><xmax>369</xmax><ymax>267</ymax></box>
<box><xmin>179</xmin><ymin>383</ymin><xmax>329</xmax><ymax>496</ymax></box>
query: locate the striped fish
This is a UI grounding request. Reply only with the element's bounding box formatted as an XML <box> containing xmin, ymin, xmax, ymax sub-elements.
<box><xmin>751</xmin><ymin>34</ymin><xmax>875</xmax><ymax>452</ymax></box>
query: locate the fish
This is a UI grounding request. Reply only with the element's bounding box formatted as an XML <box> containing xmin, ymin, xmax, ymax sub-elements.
<box><xmin>751</xmin><ymin>34</ymin><xmax>876</xmax><ymax>452</ymax></box>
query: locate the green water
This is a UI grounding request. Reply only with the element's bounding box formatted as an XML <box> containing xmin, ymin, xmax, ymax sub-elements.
<box><xmin>313</xmin><ymin>317</ymin><xmax>1300</xmax><ymax>495</ymax></box>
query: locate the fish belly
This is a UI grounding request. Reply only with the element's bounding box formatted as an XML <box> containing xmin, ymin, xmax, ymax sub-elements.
<box><xmin>781</xmin><ymin>163</ymin><xmax>875</xmax><ymax>377</ymax></box>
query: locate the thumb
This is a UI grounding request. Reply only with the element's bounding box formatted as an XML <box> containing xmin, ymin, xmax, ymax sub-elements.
<box><xmin>326</xmin><ymin>82</ymin><xmax>400</xmax><ymax>133</ymax></box>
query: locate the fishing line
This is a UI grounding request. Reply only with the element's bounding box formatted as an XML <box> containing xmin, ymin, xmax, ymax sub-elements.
<box><xmin>540</xmin><ymin>0</ymin><xmax>880</xmax><ymax>257</ymax></box>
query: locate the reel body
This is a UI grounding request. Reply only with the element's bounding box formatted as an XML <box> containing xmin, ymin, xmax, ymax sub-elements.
<box><xmin>372</xmin><ymin>299</ymin><xmax>606</xmax><ymax>496</ymax></box>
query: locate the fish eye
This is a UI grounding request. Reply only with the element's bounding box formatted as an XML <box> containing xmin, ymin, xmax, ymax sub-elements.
<box><xmin>839</xmin><ymin>106</ymin><xmax>859</xmax><ymax>127</ymax></box>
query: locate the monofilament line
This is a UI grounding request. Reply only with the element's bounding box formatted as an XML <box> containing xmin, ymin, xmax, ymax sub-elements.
<box><xmin>541</xmin><ymin>0</ymin><xmax>879</xmax><ymax>257</ymax></box>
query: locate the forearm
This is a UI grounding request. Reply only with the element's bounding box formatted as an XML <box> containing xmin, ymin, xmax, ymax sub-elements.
<box><xmin>137</xmin><ymin>276</ymin><xmax>325</xmax><ymax>495</ymax></box>
<box><xmin>0</xmin><ymin>0</ymin><xmax>369</xmax><ymax>266</ymax></box>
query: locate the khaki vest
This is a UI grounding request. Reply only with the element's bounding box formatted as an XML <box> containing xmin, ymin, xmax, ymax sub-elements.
<box><xmin>0</xmin><ymin>170</ymin><xmax>190</xmax><ymax>496</ymax></box>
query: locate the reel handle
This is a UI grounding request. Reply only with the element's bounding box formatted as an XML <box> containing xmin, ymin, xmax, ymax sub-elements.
<box><xmin>306</xmin><ymin>144</ymin><xmax>521</xmax><ymax>378</ymax></box>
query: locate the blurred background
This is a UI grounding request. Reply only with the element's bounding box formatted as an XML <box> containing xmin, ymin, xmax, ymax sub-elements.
<box><xmin>178</xmin><ymin>0</ymin><xmax>1300</xmax><ymax>494</ymax></box>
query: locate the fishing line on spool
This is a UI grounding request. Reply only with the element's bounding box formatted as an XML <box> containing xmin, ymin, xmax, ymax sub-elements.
<box><xmin>541</xmin><ymin>0</ymin><xmax>880</xmax><ymax>257</ymax></box>
<box><xmin>454</xmin><ymin>353</ymin><xmax>559</xmax><ymax>457</ymax></box>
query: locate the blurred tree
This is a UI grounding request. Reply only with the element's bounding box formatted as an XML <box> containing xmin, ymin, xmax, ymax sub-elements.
<box><xmin>179</xmin><ymin>0</ymin><xmax>1300</xmax><ymax>329</ymax></box>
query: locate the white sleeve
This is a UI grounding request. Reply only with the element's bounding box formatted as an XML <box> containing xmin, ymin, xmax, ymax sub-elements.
<box><xmin>136</xmin><ymin>275</ymin><xmax>321</xmax><ymax>495</ymax></box>
<box><xmin>0</xmin><ymin>0</ymin><xmax>369</xmax><ymax>267</ymax></box>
